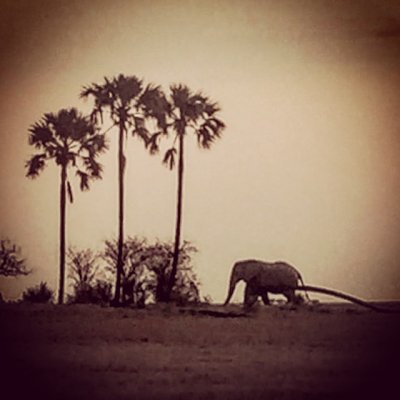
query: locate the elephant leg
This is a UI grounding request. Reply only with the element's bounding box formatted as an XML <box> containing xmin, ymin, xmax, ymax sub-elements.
<box><xmin>244</xmin><ymin>283</ymin><xmax>258</xmax><ymax>310</ymax></box>
<box><xmin>283</xmin><ymin>290</ymin><xmax>304</xmax><ymax>305</ymax></box>
<box><xmin>294</xmin><ymin>293</ymin><xmax>304</xmax><ymax>305</ymax></box>
<box><xmin>261</xmin><ymin>291</ymin><xmax>270</xmax><ymax>305</ymax></box>
<box><xmin>283</xmin><ymin>289</ymin><xmax>297</xmax><ymax>304</ymax></box>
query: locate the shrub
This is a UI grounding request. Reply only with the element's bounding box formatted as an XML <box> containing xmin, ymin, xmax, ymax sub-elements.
<box><xmin>68</xmin><ymin>280</ymin><xmax>113</xmax><ymax>305</ymax></box>
<box><xmin>103</xmin><ymin>237</ymin><xmax>201</xmax><ymax>306</ymax></box>
<box><xmin>22</xmin><ymin>282</ymin><xmax>53</xmax><ymax>303</ymax></box>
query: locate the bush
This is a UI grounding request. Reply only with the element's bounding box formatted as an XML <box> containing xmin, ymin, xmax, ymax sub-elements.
<box><xmin>68</xmin><ymin>280</ymin><xmax>113</xmax><ymax>305</ymax></box>
<box><xmin>103</xmin><ymin>237</ymin><xmax>201</xmax><ymax>306</ymax></box>
<box><xmin>22</xmin><ymin>282</ymin><xmax>53</xmax><ymax>303</ymax></box>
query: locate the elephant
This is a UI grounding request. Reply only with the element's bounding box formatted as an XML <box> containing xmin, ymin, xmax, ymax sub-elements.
<box><xmin>223</xmin><ymin>259</ymin><xmax>397</xmax><ymax>313</ymax></box>
<box><xmin>223</xmin><ymin>259</ymin><xmax>308</xmax><ymax>309</ymax></box>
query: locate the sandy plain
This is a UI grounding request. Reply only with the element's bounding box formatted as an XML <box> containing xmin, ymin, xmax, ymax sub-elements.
<box><xmin>1</xmin><ymin>302</ymin><xmax>400</xmax><ymax>399</ymax></box>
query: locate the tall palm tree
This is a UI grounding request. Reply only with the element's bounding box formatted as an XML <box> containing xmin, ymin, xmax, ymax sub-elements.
<box><xmin>81</xmin><ymin>74</ymin><xmax>167</xmax><ymax>305</ymax></box>
<box><xmin>160</xmin><ymin>84</ymin><xmax>225</xmax><ymax>301</ymax></box>
<box><xmin>26</xmin><ymin>108</ymin><xmax>107</xmax><ymax>304</ymax></box>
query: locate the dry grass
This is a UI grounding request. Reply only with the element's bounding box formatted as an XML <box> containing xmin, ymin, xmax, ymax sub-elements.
<box><xmin>1</xmin><ymin>302</ymin><xmax>400</xmax><ymax>399</ymax></box>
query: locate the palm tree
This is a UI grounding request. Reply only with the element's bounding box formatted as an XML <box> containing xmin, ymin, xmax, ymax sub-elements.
<box><xmin>159</xmin><ymin>84</ymin><xmax>225</xmax><ymax>301</ymax></box>
<box><xmin>81</xmin><ymin>74</ymin><xmax>168</xmax><ymax>305</ymax></box>
<box><xmin>26</xmin><ymin>108</ymin><xmax>107</xmax><ymax>304</ymax></box>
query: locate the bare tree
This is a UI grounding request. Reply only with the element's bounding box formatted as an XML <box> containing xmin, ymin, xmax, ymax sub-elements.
<box><xmin>68</xmin><ymin>248</ymin><xmax>99</xmax><ymax>287</ymax></box>
<box><xmin>0</xmin><ymin>239</ymin><xmax>30</xmax><ymax>277</ymax></box>
<box><xmin>68</xmin><ymin>247</ymin><xmax>112</xmax><ymax>304</ymax></box>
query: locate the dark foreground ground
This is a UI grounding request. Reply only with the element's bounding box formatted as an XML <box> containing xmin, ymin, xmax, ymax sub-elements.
<box><xmin>1</xmin><ymin>302</ymin><xmax>400</xmax><ymax>400</ymax></box>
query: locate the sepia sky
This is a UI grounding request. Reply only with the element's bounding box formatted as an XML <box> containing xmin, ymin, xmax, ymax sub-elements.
<box><xmin>0</xmin><ymin>0</ymin><xmax>400</xmax><ymax>302</ymax></box>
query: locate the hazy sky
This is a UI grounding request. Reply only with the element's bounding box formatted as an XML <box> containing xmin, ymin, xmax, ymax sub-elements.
<box><xmin>1</xmin><ymin>0</ymin><xmax>399</xmax><ymax>302</ymax></box>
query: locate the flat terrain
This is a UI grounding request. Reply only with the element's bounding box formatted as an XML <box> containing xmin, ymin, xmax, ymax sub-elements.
<box><xmin>1</xmin><ymin>302</ymin><xmax>400</xmax><ymax>399</ymax></box>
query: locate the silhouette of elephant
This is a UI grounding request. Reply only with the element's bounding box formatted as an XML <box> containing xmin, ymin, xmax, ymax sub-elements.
<box><xmin>223</xmin><ymin>259</ymin><xmax>308</xmax><ymax>308</ymax></box>
<box><xmin>224</xmin><ymin>259</ymin><xmax>396</xmax><ymax>313</ymax></box>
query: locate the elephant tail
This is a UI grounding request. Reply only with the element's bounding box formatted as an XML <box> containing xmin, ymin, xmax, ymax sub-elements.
<box><xmin>296</xmin><ymin>285</ymin><xmax>399</xmax><ymax>313</ymax></box>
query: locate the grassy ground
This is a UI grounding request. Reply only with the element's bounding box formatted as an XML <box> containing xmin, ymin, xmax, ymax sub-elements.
<box><xmin>1</xmin><ymin>302</ymin><xmax>400</xmax><ymax>399</ymax></box>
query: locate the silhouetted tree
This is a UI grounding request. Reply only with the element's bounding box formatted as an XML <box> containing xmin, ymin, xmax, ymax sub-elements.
<box><xmin>68</xmin><ymin>247</ymin><xmax>99</xmax><ymax>287</ymax></box>
<box><xmin>81</xmin><ymin>75</ymin><xmax>168</xmax><ymax>306</ymax></box>
<box><xmin>144</xmin><ymin>240</ymin><xmax>200</xmax><ymax>304</ymax></box>
<box><xmin>151</xmin><ymin>85</ymin><xmax>225</xmax><ymax>301</ymax></box>
<box><xmin>26</xmin><ymin>108</ymin><xmax>107</xmax><ymax>304</ymax></box>
<box><xmin>0</xmin><ymin>239</ymin><xmax>30</xmax><ymax>277</ymax></box>
<box><xmin>67</xmin><ymin>247</ymin><xmax>111</xmax><ymax>304</ymax></box>
<box><xmin>102</xmin><ymin>237</ymin><xmax>200</xmax><ymax>306</ymax></box>
<box><xmin>102</xmin><ymin>237</ymin><xmax>152</xmax><ymax>306</ymax></box>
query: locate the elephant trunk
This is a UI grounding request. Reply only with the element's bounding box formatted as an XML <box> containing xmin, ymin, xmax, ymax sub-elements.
<box><xmin>223</xmin><ymin>269</ymin><xmax>239</xmax><ymax>306</ymax></box>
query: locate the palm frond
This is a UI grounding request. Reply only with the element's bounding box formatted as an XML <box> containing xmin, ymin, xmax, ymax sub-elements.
<box><xmin>28</xmin><ymin>123</ymin><xmax>54</xmax><ymax>149</ymax></box>
<box><xmin>204</xmin><ymin>102</ymin><xmax>221</xmax><ymax>116</ymax></box>
<box><xmin>139</xmin><ymin>85</ymin><xmax>170</xmax><ymax>133</ymax></box>
<box><xmin>189</xmin><ymin>93</ymin><xmax>214</xmax><ymax>121</ymax></box>
<box><xmin>115</xmin><ymin>74</ymin><xmax>143</xmax><ymax>105</ymax></box>
<box><xmin>163</xmin><ymin>147</ymin><xmax>177</xmax><ymax>170</ymax></box>
<box><xmin>51</xmin><ymin>109</ymin><xmax>74</xmax><ymax>140</ymax></box>
<box><xmin>44</xmin><ymin>143</ymin><xmax>59</xmax><ymax>158</ymax></box>
<box><xmin>80</xmin><ymin>84</ymin><xmax>100</xmax><ymax>99</ymax></box>
<box><xmin>71</xmin><ymin>116</ymin><xmax>94</xmax><ymax>141</ymax></box>
<box><xmin>170</xmin><ymin>84</ymin><xmax>191</xmax><ymax>110</ymax></box>
<box><xmin>80</xmin><ymin>133</ymin><xmax>108</xmax><ymax>156</ymax></box>
<box><xmin>196</xmin><ymin>117</ymin><xmax>225</xmax><ymax>149</ymax></box>
<box><xmin>207</xmin><ymin>117</ymin><xmax>225</xmax><ymax>132</ymax></box>
<box><xmin>196</xmin><ymin>128</ymin><xmax>212</xmax><ymax>149</ymax></box>
<box><xmin>25</xmin><ymin>154</ymin><xmax>47</xmax><ymax>178</ymax></box>
<box><xmin>90</xmin><ymin>108</ymin><xmax>103</xmax><ymax>125</ymax></box>
<box><xmin>82</xmin><ymin>156</ymin><xmax>103</xmax><ymax>179</ymax></box>
<box><xmin>81</xmin><ymin>82</ymin><xmax>114</xmax><ymax>115</ymax></box>
<box><xmin>132</xmin><ymin>116</ymin><xmax>149</xmax><ymax>143</ymax></box>
<box><xmin>147</xmin><ymin>132</ymin><xmax>162</xmax><ymax>155</ymax></box>
<box><xmin>76</xmin><ymin>170</ymin><xmax>90</xmax><ymax>191</ymax></box>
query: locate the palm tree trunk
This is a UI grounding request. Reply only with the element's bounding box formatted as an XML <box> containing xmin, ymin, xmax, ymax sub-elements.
<box><xmin>167</xmin><ymin>133</ymin><xmax>184</xmax><ymax>301</ymax></box>
<box><xmin>58</xmin><ymin>164</ymin><xmax>67</xmax><ymax>305</ymax></box>
<box><xmin>113</xmin><ymin>123</ymin><xmax>125</xmax><ymax>305</ymax></box>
